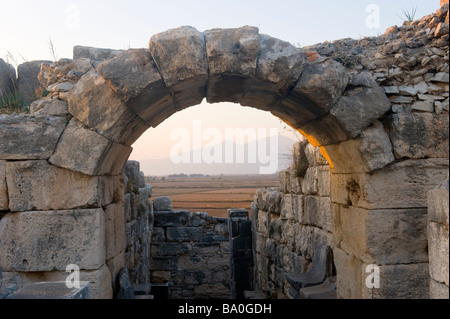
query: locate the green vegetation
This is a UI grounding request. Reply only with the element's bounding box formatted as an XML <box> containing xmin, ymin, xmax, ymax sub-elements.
<box><xmin>332</xmin><ymin>53</ymin><xmax>357</xmax><ymax>68</ymax></box>
<box><xmin>0</xmin><ymin>90</ymin><xmax>27</xmax><ymax>114</ymax></box>
<box><xmin>398</xmin><ymin>7</ymin><xmax>417</xmax><ymax>24</ymax></box>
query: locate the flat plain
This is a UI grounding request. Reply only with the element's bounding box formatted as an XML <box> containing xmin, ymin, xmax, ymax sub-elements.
<box><xmin>150</xmin><ymin>174</ymin><xmax>280</xmax><ymax>218</ymax></box>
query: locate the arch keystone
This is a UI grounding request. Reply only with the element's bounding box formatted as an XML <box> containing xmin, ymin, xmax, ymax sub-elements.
<box><xmin>149</xmin><ymin>26</ymin><xmax>208</xmax><ymax>111</ymax></box>
<box><xmin>204</xmin><ymin>26</ymin><xmax>260</xmax><ymax>104</ymax></box>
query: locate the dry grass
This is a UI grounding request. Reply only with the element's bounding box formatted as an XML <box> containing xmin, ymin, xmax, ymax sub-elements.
<box><xmin>151</xmin><ymin>174</ymin><xmax>279</xmax><ymax>218</ymax></box>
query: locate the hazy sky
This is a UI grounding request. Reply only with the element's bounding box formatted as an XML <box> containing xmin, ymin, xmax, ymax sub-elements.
<box><xmin>0</xmin><ymin>0</ymin><xmax>440</xmax><ymax>169</ymax></box>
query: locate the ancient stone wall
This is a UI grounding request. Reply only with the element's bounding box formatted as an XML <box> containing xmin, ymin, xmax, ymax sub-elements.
<box><xmin>150</xmin><ymin>197</ymin><xmax>230</xmax><ymax>299</ymax></box>
<box><xmin>122</xmin><ymin>161</ymin><xmax>153</xmax><ymax>288</ymax></box>
<box><xmin>427</xmin><ymin>177</ymin><xmax>449</xmax><ymax>298</ymax></box>
<box><xmin>0</xmin><ymin>3</ymin><xmax>448</xmax><ymax>299</ymax></box>
<box><xmin>252</xmin><ymin>141</ymin><xmax>332</xmax><ymax>298</ymax></box>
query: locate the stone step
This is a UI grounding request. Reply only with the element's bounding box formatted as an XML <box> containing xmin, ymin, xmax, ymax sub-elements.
<box><xmin>244</xmin><ymin>290</ymin><xmax>267</xmax><ymax>299</ymax></box>
<box><xmin>6</xmin><ymin>281</ymin><xmax>90</xmax><ymax>299</ymax></box>
<box><xmin>299</xmin><ymin>277</ymin><xmax>337</xmax><ymax>299</ymax></box>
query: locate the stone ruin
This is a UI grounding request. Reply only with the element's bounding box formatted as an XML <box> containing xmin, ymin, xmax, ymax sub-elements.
<box><xmin>0</xmin><ymin>2</ymin><xmax>449</xmax><ymax>299</ymax></box>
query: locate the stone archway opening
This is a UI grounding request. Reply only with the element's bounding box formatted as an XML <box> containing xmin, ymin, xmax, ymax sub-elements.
<box><xmin>1</xmin><ymin>24</ymin><xmax>448</xmax><ymax>299</ymax></box>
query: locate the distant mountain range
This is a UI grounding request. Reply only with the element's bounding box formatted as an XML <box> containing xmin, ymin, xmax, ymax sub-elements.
<box><xmin>139</xmin><ymin>135</ymin><xmax>297</xmax><ymax>176</ymax></box>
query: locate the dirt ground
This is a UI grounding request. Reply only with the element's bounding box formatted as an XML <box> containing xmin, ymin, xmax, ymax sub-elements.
<box><xmin>149</xmin><ymin>174</ymin><xmax>279</xmax><ymax>218</ymax></box>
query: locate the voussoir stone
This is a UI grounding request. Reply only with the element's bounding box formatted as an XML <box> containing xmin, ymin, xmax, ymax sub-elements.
<box><xmin>0</xmin><ymin>114</ymin><xmax>66</xmax><ymax>160</ymax></box>
<box><xmin>49</xmin><ymin>118</ymin><xmax>132</xmax><ymax>176</ymax></box>
<box><xmin>388</xmin><ymin>113</ymin><xmax>449</xmax><ymax>159</ymax></box>
<box><xmin>204</xmin><ymin>26</ymin><xmax>260</xmax><ymax>103</ymax></box>
<box><xmin>0</xmin><ymin>209</ymin><xmax>105</xmax><ymax>272</ymax></box>
<box><xmin>67</xmin><ymin>71</ymin><xmax>149</xmax><ymax>145</ymax></box>
<box><xmin>278</xmin><ymin>58</ymin><xmax>349</xmax><ymax>127</ymax></box>
<box><xmin>241</xmin><ymin>34</ymin><xmax>306</xmax><ymax>110</ymax></box>
<box><xmin>330</xmin><ymin>72</ymin><xmax>391</xmax><ymax>138</ymax></box>
<box><xmin>324</xmin><ymin>120</ymin><xmax>395</xmax><ymax>173</ymax></box>
<box><xmin>149</xmin><ymin>26</ymin><xmax>208</xmax><ymax>110</ymax></box>
<box><xmin>98</xmin><ymin>49</ymin><xmax>176</xmax><ymax>128</ymax></box>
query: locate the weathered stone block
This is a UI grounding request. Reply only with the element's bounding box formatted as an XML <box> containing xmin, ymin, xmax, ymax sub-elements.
<box><xmin>151</xmin><ymin>270</ymin><xmax>171</xmax><ymax>283</ymax></box>
<box><xmin>151</xmin><ymin>243</ymin><xmax>192</xmax><ymax>256</ymax></box>
<box><xmin>50</xmin><ymin>118</ymin><xmax>132</xmax><ymax>176</ymax></box>
<box><xmin>105</xmin><ymin>203</ymin><xmax>127</xmax><ymax>260</ymax></box>
<box><xmin>0</xmin><ymin>160</ymin><xmax>8</xmax><ymax>211</ymax></box>
<box><xmin>6</xmin><ymin>160</ymin><xmax>121</xmax><ymax>212</ymax></box>
<box><xmin>331</xmin><ymin>159</ymin><xmax>449</xmax><ymax>209</ymax></box>
<box><xmin>304</xmin><ymin>143</ymin><xmax>329</xmax><ymax>167</ymax></box>
<box><xmin>324</xmin><ymin>121</ymin><xmax>395</xmax><ymax>174</ymax></box>
<box><xmin>295</xmin><ymin>224</ymin><xmax>332</xmax><ymax>261</ymax></box>
<box><xmin>278</xmin><ymin>169</ymin><xmax>302</xmax><ymax>194</ymax></box>
<box><xmin>98</xmin><ymin>49</ymin><xmax>176</xmax><ymax>128</ymax></box>
<box><xmin>301</xmin><ymin>166</ymin><xmax>331</xmax><ymax>196</ymax></box>
<box><xmin>73</xmin><ymin>45</ymin><xmax>123</xmax><ymax>62</ymax></box>
<box><xmin>7</xmin><ymin>281</ymin><xmax>91</xmax><ymax>299</ymax></box>
<box><xmin>151</xmin><ymin>227</ymin><xmax>166</xmax><ymax>242</ymax></box>
<box><xmin>153</xmin><ymin>196</ymin><xmax>173</xmax><ymax>212</ymax></box>
<box><xmin>280</xmin><ymin>194</ymin><xmax>297</xmax><ymax>220</ymax></box>
<box><xmin>334</xmin><ymin>205</ymin><xmax>428</xmax><ymax>264</ymax></box>
<box><xmin>330</xmin><ymin>72</ymin><xmax>391</xmax><ymax>138</ymax></box>
<box><xmin>241</xmin><ymin>34</ymin><xmax>305</xmax><ymax>110</ymax></box>
<box><xmin>205</xmin><ymin>26</ymin><xmax>259</xmax><ymax>103</ymax></box>
<box><xmin>366</xmin><ymin>263</ymin><xmax>430</xmax><ymax>299</ymax></box>
<box><xmin>297</xmin><ymin>113</ymin><xmax>350</xmax><ymax>146</ymax></box>
<box><xmin>428</xmin><ymin>177</ymin><xmax>449</xmax><ymax>225</ymax></box>
<box><xmin>30</xmin><ymin>99</ymin><xmax>69</xmax><ymax>116</ymax></box>
<box><xmin>154</xmin><ymin>211</ymin><xmax>188</xmax><ymax>227</ymax></box>
<box><xmin>0</xmin><ymin>209</ymin><xmax>105</xmax><ymax>271</ymax></box>
<box><xmin>149</xmin><ymin>26</ymin><xmax>208</xmax><ymax>110</ymax></box>
<box><xmin>275</xmin><ymin>58</ymin><xmax>348</xmax><ymax>127</ymax></box>
<box><xmin>150</xmin><ymin>256</ymin><xmax>178</xmax><ymax>271</ymax></box>
<box><xmin>428</xmin><ymin>222</ymin><xmax>449</xmax><ymax>286</ymax></box>
<box><xmin>430</xmin><ymin>279</ymin><xmax>449</xmax><ymax>299</ymax></box>
<box><xmin>333</xmin><ymin>247</ymin><xmax>364</xmax><ymax>299</ymax></box>
<box><xmin>166</xmin><ymin>227</ymin><xmax>203</xmax><ymax>242</ymax></box>
<box><xmin>388</xmin><ymin>113</ymin><xmax>449</xmax><ymax>159</ymax></box>
<box><xmin>67</xmin><ymin>72</ymin><xmax>150</xmax><ymax>145</ymax></box>
<box><xmin>302</xmin><ymin>196</ymin><xmax>332</xmax><ymax>232</ymax></box>
<box><xmin>0</xmin><ymin>114</ymin><xmax>66</xmax><ymax>160</ymax></box>
<box><xmin>1</xmin><ymin>265</ymin><xmax>112</xmax><ymax>299</ymax></box>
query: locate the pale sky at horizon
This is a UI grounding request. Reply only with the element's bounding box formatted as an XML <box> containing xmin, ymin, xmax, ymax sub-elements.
<box><xmin>0</xmin><ymin>0</ymin><xmax>441</xmax><ymax>171</ymax></box>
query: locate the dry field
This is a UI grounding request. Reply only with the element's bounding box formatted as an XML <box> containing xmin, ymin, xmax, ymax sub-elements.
<box><xmin>150</xmin><ymin>174</ymin><xmax>280</xmax><ymax>218</ymax></box>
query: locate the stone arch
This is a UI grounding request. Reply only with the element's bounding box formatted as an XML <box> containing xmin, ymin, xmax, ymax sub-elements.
<box><xmin>1</xmin><ymin>25</ymin><xmax>448</xmax><ymax>299</ymax></box>
<box><xmin>47</xmin><ymin>26</ymin><xmax>395</xmax><ymax>177</ymax></box>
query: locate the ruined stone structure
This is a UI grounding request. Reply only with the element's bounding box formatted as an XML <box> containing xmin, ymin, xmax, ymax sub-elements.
<box><xmin>252</xmin><ymin>142</ymin><xmax>333</xmax><ymax>299</ymax></box>
<box><xmin>0</xmin><ymin>3</ymin><xmax>449</xmax><ymax>299</ymax></box>
<box><xmin>151</xmin><ymin>201</ymin><xmax>230</xmax><ymax>299</ymax></box>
